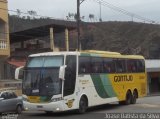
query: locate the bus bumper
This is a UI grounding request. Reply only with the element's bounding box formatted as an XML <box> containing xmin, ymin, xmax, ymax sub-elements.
<box><xmin>23</xmin><ymin>101</ymin><xmax>64</xmax><ymax>112</ymax></box>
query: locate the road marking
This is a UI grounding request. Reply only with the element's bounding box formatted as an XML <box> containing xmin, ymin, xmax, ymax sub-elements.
<box><xmin>135</xmin><ymin>104</ymin><xmax>160</xmax><ymax>108</ymax></box>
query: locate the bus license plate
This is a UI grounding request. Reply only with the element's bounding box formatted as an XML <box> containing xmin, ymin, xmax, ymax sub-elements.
<box><xmin>37</xmin><ymin>105</ymin><xmax>43</xmax><ymax>108</ymax></box>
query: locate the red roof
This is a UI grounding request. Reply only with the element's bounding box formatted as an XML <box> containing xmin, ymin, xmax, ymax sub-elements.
<box><xmin>7</xmin><ymin>61</ymin><xmax>26</xmax><ymax>67</ymax></box>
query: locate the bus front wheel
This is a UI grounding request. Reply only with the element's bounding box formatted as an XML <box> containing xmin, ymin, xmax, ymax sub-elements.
<box><xmin>45</xmin><ymin>111</ymin><xmax>53</xmax><ymax>114</ymax></box>
<box><xmin>78</xmin><ymin>96</ymin><xmax>88</xmax><ymax>114</ymax></box>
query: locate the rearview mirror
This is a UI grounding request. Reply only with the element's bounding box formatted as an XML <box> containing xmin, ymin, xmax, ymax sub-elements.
<box><xmin>15</xmin><ymin>66</ymin><xmax>24</xmax><ymax>80</ymax></box>
<box><xmin>59</xmin><ymin>65</ymin><xmax>66</xmax><ymax>80</ymax></box>
<box><xmin>0</xmin><ymin>98</ymin><xmax>4</xmax><ymax>101</ymax></box>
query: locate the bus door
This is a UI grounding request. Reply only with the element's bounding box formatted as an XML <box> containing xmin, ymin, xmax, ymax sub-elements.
<box><xmin>63</xmin><ymin>55</ymin><xmax>77</xmax><ymax>109</ymax></box>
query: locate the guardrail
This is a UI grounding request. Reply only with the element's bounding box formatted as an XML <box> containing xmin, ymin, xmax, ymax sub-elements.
<box><xmin>0</xmin><ymin>87</ymin><xmax>17</xmax><ymax>92</ymax></box>
<box><xmin>0</xmin><ymin>40</ymin><xmax>7</xmax><ymax>49</ymax></box>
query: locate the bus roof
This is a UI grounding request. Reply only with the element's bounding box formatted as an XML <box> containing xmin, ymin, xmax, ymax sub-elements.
<box><xmin>29</xmin><ymin>51</ymin><xmax>80</xmax><ymax>57</ymax></box>
<box><xmin>82</xmin><ymin>50</ymin><xmax>121</xmax><ymax>55</ymax></box>
<box><xmin>29</xmin><ymin>50</ymin><xmax>144</xmax><ymax>59</ymax></box>
<box><xmin>81</xmin><ymin>50</ymin><xmax>144</xmax><ymax>59</ymax></box>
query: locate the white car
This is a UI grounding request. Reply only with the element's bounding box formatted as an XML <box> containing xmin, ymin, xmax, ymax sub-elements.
<box><xmin>0</xmin><ymin>91</ymin><xmax>23</xmax><ymax>114</ymax></box>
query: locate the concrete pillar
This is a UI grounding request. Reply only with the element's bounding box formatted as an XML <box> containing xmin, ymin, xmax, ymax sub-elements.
<box><xmin>50</xmin><ymin>27</ymin><xmax>55</xmax><ymax>51</ymax></box>
<box><xmin>65</xmin><ymin>28</ymin><xmax>69</xmax><ymax>51</ymax></box>
<box><xmin>0</xmin><ymin>57</ymin><xmax>6</xmax><ymax>80</ymax></box>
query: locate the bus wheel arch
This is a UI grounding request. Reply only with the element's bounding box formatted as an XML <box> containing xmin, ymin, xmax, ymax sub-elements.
<box><xmin>78</xmin><ymin>94</ymin><xmax>88</xmax><ymax>114</ymax></box>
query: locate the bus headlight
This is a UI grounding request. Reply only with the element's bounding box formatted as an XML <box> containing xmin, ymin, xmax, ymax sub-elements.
<box><xmin>25</xmin><ymin>107</ymin><xmax>29</xmax><ymax>111</ymax></box>
<box><xmin>51</xmin><ymin>97</ymin><xmax>62</xmax><ymax>102</ymax></box>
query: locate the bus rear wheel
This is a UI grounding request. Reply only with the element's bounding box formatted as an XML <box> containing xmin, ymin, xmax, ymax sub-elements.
<box><xmin>125</xmin><ymin>91</ymin><xmax>132</xmax><ymax>105</ymax></box>
<box><xmin>78</xmin><ymin>96</ymin><xmax>88</xmax><ymax>114</ymax></box>
<box><xmin>131</xmin><ymin>90</ymin><xmax>138</xmax><ymax>104</ymax></box>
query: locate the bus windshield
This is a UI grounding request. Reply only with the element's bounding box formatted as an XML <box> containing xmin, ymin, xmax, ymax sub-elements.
<box><xmin>23</xmin><ymin>56</ymin><xmax>63</xmax><ymax>96</ymax></box>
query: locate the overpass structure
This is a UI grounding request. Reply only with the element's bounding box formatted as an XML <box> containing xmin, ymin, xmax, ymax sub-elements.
<box><xmin>10</xmin><ymin>19</ymin><xmax>77</xmax><ymax>43</ymax></box>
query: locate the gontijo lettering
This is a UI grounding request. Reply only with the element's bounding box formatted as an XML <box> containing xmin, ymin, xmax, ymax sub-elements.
<box><xmin>114</xmin><ymin>75</ymin><xmax>133</xmax><ymax>82</ymax></box>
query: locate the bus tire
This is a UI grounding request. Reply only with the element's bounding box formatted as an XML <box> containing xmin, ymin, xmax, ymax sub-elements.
<box><xmin>125</xmin><ymin>90</ymin><xmax>132</xmax><ymax>105</ymax></box>
<box><xmin>131</xmin><ymin>90</ymin><xmax>138</xmax><ymax>104</ymax></box>
<box><xmin>78</xmin><ymin>96</ymin><xmax>88</xmax><ymax>114</ymax></box>
<box><xmin>119</xmin><ymin>101</ymin><xmax>125</xmax><ymax>105</ymax></box>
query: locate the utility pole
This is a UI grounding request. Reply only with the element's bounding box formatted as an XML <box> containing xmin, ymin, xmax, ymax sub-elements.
<box><xmin>99</xmin><ymin>1</ymin><xmax>102</xmax><ymax>22</ymax></box>
<box><xmin>131</xmin><ymin>14</ymin><xmax>134</xmax><ymax>22</ymax></box>
<box><xmin>77</xmin><ymin>0</ymin><xmax>80</xmax><ymax>51</ymax></box>
<box><xmin>77</xmin><ymin>0</ymin><xmax>85</xmax><ymax>51</ymax></box>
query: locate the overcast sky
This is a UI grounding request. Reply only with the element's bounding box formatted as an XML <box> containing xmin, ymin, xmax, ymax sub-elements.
<box><xmin>8</xmin><ymin>0</ymin><xmax>160</xmax><ymax>23</ymax></box>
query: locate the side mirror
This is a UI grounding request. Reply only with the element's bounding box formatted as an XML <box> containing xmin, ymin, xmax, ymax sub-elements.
<box><xmin>59</xmin><ymin>65</ymin><xmax>66</xmax><ymax>80</ymax></box>
<box><xmin>15</xmin><ymin>66</ymin><xmax>24</xmax><ymax>80</ymax></box>
<box><xmin>0</xmin><ymin>98</ymin><xmax>4</xmax><ymax>101</ymax></box>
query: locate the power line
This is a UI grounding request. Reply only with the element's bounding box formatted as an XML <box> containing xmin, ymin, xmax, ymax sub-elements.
<box><xmin>0</xmin><ymin>1</ymin><xmax>158</xmax><ymax>38</ymax></box>
<box><xmin>1</xmin><ymin>1</ymin><xmax>158</xmax><ymax>24</ymax></box>
<box><xmin>92</xmin><ymin>0</ymin><xmax>159</xmax><ymax>24</ymax></box>
<box><xmin>98</xmin><ymin>0</ymin><xmax>158</xmax><ymax>24</ymax></box>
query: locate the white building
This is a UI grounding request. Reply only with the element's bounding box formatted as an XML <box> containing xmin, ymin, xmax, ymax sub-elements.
<box><xmin>145</xmin><ymin>60</ymin><xmax>160</xmax><ymax>94</ymax></box>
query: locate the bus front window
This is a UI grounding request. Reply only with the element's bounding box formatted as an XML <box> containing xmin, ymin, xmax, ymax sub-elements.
<box><xmin>23</xmin><ymin>56</ymin><xmax>63</xmax><ymax>96</ymax></box>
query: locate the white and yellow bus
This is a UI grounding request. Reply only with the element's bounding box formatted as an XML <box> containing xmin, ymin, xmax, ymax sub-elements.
<box><xmin>20</xmin><ymin>50</ymin><xmax>147</xmax><ymax>113</ymax></box>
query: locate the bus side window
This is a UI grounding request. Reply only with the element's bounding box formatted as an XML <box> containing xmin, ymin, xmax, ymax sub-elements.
<box><xmin>136</xmin><ymin>59</ymin><xmax>145</xmax><ymax>72</ymax></box>
<box><xmin>127</xmin><ymin>59</ymin><xmax>138</xmax><ymax>73</ymax></box>
<box><xmin>91</xmin><ymin>57</ymin><xmax>103</xmax><ymax>73</ymax></box>
<box><xmin>115</xmin><ymin>59</ymin><xmax>126</xmax><ymax>73</ymax></box>
<box><xmin>79</xmin><ymin>56</ymin><xmax>91</xmax><ymax>74</ymax></box>
<box><xmin>127</xmin><ymin>60</ymin><xmax>133</xmax><ymax>72</ymax></box>
<box><xmin>103</xmin><ymin>58</ymin><xmax>116</xmax><ymax>73</ymax></box>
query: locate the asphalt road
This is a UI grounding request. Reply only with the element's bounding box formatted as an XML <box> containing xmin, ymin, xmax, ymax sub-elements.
<box><xmin>1</xmin><ymin>96</ymin><xmax>160</xmax><ymax>119</ymax></box>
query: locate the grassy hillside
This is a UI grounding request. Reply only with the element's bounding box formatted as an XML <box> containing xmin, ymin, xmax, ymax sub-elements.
<box><xmin>81</xmin><ymin>22</ymin><xmax>160</xmax><ymax>58</ymax></box>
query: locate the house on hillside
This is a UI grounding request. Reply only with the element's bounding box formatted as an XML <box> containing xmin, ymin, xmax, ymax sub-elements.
<box><xmin>0</xmin><ymin>0</ymin><xmax>10</xmax><ymax>79</ymax></box>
